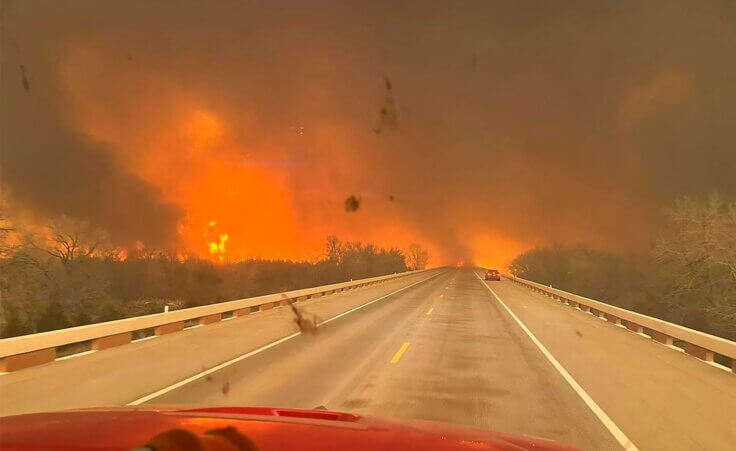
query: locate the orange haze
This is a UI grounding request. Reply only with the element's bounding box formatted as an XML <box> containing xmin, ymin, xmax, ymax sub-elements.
<box><xmin>58</xmin><ymin>46</ymin><xmax>472</xmax><ymax>264</ymax></box>
<box><xmin>7</xmin><ymin>2</ymin><xmax>734</xmax><ymax>271</ymax></box>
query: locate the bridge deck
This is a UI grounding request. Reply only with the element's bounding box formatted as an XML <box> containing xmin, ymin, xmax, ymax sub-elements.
<box><xmin>1</xmin><ymin>269</ymin><xmax>734</xmax><ymax>450</ymax></box>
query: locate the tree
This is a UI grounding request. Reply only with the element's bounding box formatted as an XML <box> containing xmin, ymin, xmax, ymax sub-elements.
<box><xmin>0</xmin><ymin>217</ymin><xmax>17</xmax><ymax>260</ymax></box>
<box><xmin>654</xmin><ymin>194</ymin><xmax>736</xmax><ymax>284</ymax></box>
<box><xmin>35</xmin><ymin>301</ymin><xmax>69</xmax><ymax>332</ymax></box>
<box><xmin>324</xmin><ymin>235</ymin><xmax>341</xmax><ymax>263</ymax></box>
<box><xmin>406</xmin><ymin>243</ymin><xmax>430</xmax><ymax>270</ymax></box>
<box><xmin>653</xmin><ymin>193</ymin><xmax>736</xmax><ymax>337</ymax></box>
<box><xmin>0</xmin><ymin>305</ymin><xmax>32</xmax><ymax>338</ymax></box>
<box><xmin>28</xmin><ymin>216</ymin><xmax>112</xmax><ymax>270</ymax></box>
<box><xmin>0</xmin><ymin>228</ymin><xmax>414</xmax><ymax>336</ymax></box>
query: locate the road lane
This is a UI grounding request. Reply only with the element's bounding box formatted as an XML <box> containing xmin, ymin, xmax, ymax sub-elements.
<box><xmin>0</xmin><ymin>270</ymin><xmax>443</xmax><ymax>417</ymax></box>
<box><xmin>475</xmin><ymin>272</ymin><xmax>638</xmax><ymax>451</ymax></box>
<box><xmin>6</xmin><ymin>268</ymin><xmax>731</xmax><ymax>450</ymax></box>
<box><xmin>146</xmin><ymin>269</ymin><xmax>449</xmax><ymax>408</ymax></box>
<box><xmin>483</xmin><ymin>274</ymin><xmax>736</xmax><ymax>451</ymax></box>
<box><xmin>152</xmin><ymin>269</ymin><xmax>620</xmax><ymax>450</ymax></box>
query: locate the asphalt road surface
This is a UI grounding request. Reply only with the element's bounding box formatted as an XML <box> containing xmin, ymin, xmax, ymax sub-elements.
<box><xmin>1</xmin><ymin>269</ymin><xmax>734</xmax><ymax>450</ymax></box>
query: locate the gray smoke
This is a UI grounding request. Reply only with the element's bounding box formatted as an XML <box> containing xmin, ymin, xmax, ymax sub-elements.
<box><xmin>2</xmin><ymin>0</ymin><xmax>735</xmax><ymax>260</ymax></box>
<box><xmin>1</xmin><ymin>0</ymin><xmax>183</xmax><ymax>246</ymax></box>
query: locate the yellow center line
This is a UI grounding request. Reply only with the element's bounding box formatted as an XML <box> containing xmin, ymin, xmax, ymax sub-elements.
<box><xmin>426</xmin><ymin>307</ymin><xmax>434</xmax><ymax>315</ymax></box>
<box><xmin>390</xmin><ymin>342</ymin><xmax>410</xmax><ymax>363</ymax></box>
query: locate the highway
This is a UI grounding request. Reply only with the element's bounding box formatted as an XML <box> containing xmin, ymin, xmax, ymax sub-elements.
<box><xmin>1</xmin><ymin>268</ymin><xmax>735</xmax><ymax>450</ymax></box>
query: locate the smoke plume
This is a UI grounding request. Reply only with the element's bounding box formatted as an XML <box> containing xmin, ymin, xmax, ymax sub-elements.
<box><xmin>2</xmin><ymin>0</ymin><xmax>735</xmax><ymax>266</ymax></box>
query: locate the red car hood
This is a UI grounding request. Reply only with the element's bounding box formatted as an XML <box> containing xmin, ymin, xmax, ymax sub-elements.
<box><xmin>0</xmin><ymin>406</ymin><xmax>578</xmax><ymax>451</ymax></box>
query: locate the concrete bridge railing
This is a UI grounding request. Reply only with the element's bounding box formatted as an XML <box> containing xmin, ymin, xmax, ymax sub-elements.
<box><xmin>0</xmin><ymin>269</ymin><xmax>433</xmax><ymax>372</ymax></box>
<box><xmin>506</xmin><ymin>274</ymin><xmax>736</xmax><ymax>373</ymax></box>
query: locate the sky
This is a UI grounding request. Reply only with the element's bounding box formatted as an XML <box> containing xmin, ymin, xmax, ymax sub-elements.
<box><xmin>2</xmin><ymin>0</ymin><xmax>736</xmax><ymax>268</ymax></box>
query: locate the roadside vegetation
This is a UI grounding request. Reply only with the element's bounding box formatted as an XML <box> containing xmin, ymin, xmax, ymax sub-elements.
<box><xmin>510</xmin><ymin>194</ymin><xmax>736</xmax><ymax>341</ymax></box>
<box><xmin>0</xmin><ymin>223</ymin><xmax>430</xmax><ymax>338</ymax></box>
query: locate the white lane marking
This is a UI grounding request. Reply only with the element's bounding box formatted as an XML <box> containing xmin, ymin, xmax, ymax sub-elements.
<box><xmin>473</xmin><ymin>272</ymin><xmax>639</xmax><ymax>451</ymax></box>
<box><xmin>128</xmin><ymin>271</ymin><xmax>444</xmax><ymax>405</ymax></box>
<box><xmin>128</xmin><ymin>332</ymin><xmax>300</xmax><ymax>405</ymax></box>
<box><xmin>56</xmin><ymin>350</ymin><xmax>98</xmax><ymax>361</ymax></box>
<box><xmin>704</xmin><ymin>360</ymin><xmax>733</xmax><ymax>373</ymax></box>
<box><xmin>426</xmin><ymin>307</ymin><xmax>434</xmax><ymax>315</ymax></box>
<box><xmin>316</xmin><ymin>272</ymin><xmax>443</xmax><ymax>327</ymax></box>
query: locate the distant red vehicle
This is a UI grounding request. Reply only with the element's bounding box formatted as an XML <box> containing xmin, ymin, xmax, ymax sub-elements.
<box><xmin>0</xmin><ymin>406</ymin><xmax>578</xmax><ymax>450</ymax></box>
<box><xmin>485</xmin><ymin>269</ymin><xmax>501</xmax><ymax>281</ymax></box>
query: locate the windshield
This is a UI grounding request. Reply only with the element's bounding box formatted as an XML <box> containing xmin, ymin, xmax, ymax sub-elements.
<box><xmin>1</xmin><ymin>1</ymin><xmax>735</xmax><ymax>450</ymax></box>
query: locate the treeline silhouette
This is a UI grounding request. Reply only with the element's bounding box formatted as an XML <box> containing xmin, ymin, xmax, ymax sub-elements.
<box><xmin>510</xmin><ymin>194</ymin><xmax>736</xmax><ymax>341</ymax></box>
<box><xmin>0</xmin><ymin>230</ymin><xmax>427</xmax><ymax>338</ymax></box>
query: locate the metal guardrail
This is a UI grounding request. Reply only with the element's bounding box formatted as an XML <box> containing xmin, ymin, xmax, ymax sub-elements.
<box><xmin>0</xmin><ymin>269</ymin><xmax>434</xmax><ymax>372</ymax></box>
<box><xmin>505</xmin><ymin>274</ymin><xmax>736</xmax><ymax>372</ymax></box>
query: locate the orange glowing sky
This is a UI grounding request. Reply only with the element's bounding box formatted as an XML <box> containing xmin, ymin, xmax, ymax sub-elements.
<box><xmin>6</xmin><ymin>1</ymin><xmax>735</xmax><ymax>271</ymax></box>
<box><xmin>57</xmin><ymin>45</ymin><xmax>466</xmax><ymax>265</ymax></box>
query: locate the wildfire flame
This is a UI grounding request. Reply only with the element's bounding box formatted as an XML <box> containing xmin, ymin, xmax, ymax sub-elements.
<box><xmin>117</xmin><ymin>249</ymin><xmax>128</xmax><ymax>261</ymax></box>
<box><xmin>209</xmin><ymin>234</ymin><xmax>229</xmax><ymax>260</ymax></box>
<box><xmin>207</xmin><ymin>221</ymin><xmax>228</xmax><ymax>262</ymax></box>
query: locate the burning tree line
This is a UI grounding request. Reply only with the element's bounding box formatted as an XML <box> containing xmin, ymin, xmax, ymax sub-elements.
<box><xmin>509</xmin><ymin>194</ymin><xmax>736</xmax><ymax>341</ymax></box>
<box><xmin>0</xmin><ymin>221</ymin><xmax>430</xmax><ymax>338</ymax></box>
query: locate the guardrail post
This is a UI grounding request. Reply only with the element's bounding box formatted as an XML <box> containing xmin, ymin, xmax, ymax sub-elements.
<box><xmin>234</xmin><ymin>308</ymin><xmax>250</xmax><ymax>317</ymax></box>
<box><xmin>0</xmin><ymin>348</ymin><xmax>56</xmax><ymax>372</ymax></box>
<box><xmin>626</xmin><ymin>322</ymin><xmax>644</xmax><ymax>334</ymax></box>
<box><xmin>684</xmin><ymin>343</ymin><xmax>714</xmax><ymax>362</ymax></box>
<box><xmin>650</xmin><ymin>330</ymin><xmax>673</xmax><ymax>346</ymax></box>
<box><xmin>199</xmin><ymin>314</ymin><xmax>221</xmax><ymax>325</ymax></box>
<box><xmin>604</xmin><ymin>313</ymin><xmax>622</xmax><ymax>325</ymax></box>
<box><xmin>155</xmin><ymin>321</ymin><xmax>184</xmax><ymax>336</ymax></box>
<box><xmin>92</xmin><ymin>332</ymin><xmax>132</xmax><ymax>350</ymax></box>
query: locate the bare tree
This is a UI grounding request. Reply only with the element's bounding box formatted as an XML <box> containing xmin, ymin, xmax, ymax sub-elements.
<box><xmin>0</xmin><ymin>217</ymin><xmax>17</xmax><ymax>260</ymax></box>
<box><xmin>406</xmin><ymin>243</ymin><xmax>430</xmax><ymax>270</ymax></box>
<box><xmin>655</xmin><ymin>194</ymin><xmax>736</xmax><ymax>285</ymax></box>
<box><xmin>654</xmin><ymin>193</ymin><xmax>736</xmax><ymax>337</ymax></box>
<box><xmin>28</xmin><ymin>216</ymin><xmax>111</xmax><ymax>269</ymax></box>
<box><xmin>324</xmin><ymin>235</ymin><xmax>341</xmax><ymax>263</ymax></box>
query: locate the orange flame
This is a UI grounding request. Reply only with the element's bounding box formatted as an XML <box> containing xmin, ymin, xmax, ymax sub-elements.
<box><xmin>57</xmin><ymin>46</ymin><xmax>515</xmax><ymax>265</ymax></box>
<box><xmin>209</xmin><ymin>233</ymin><xmax>229</xmax><ymax>261</ymax></box>
<box><xmin>206</xmin><ymin>221</ymin><xmax>229</xmax><ymax>262</ymax></box>
<box><xmin>117</xmin><ymin>249</ymin><xmax>128</xmax><ymax>261</ymax></box>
